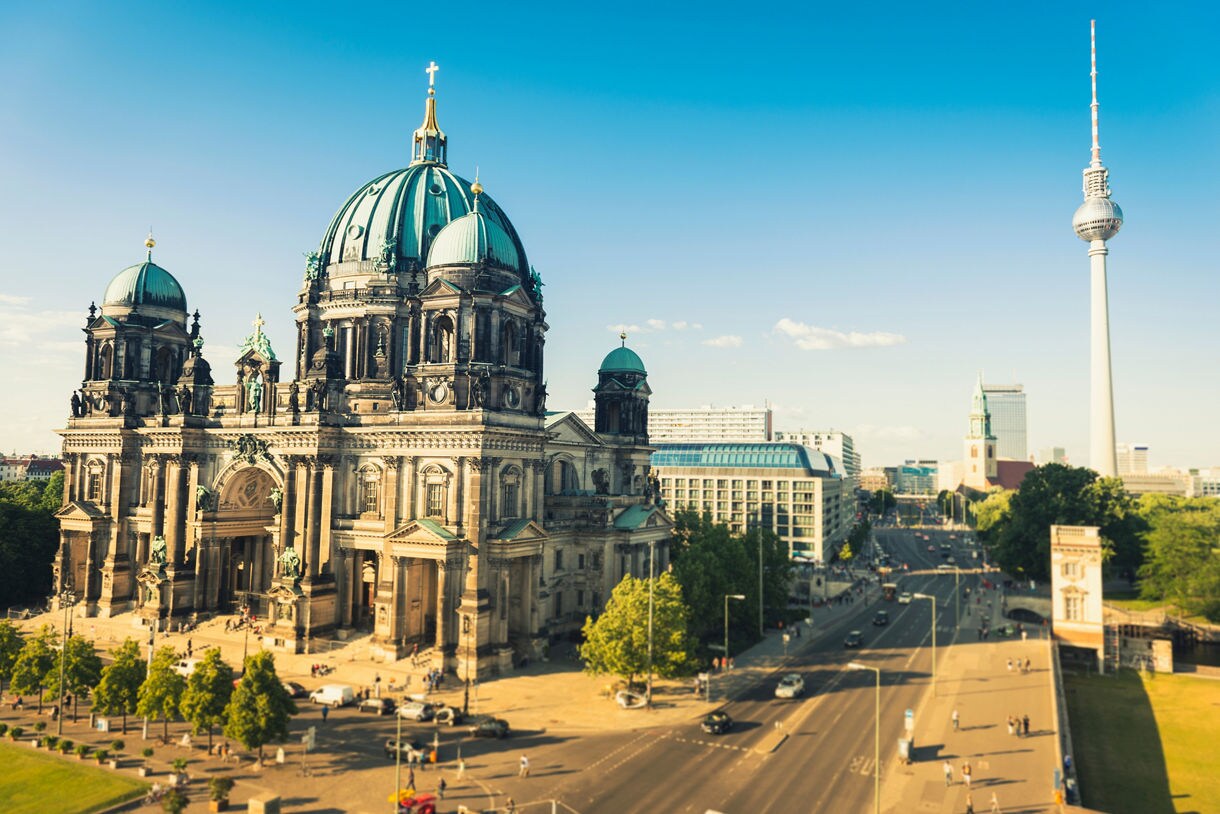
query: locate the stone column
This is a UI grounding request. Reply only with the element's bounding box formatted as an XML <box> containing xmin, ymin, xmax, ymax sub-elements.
<box><xmin>151</xmin><ymin>456</ymin><xmax>166</xmax><ymax>538</ymax></box>
<box><xmin>164</xmin><ymin>457</ymin><xmax>187</xmax><ymax>566</ymax></box>
<box><xmin>304</xmin><ymin>460</ymin><xmax>323</xmax><ymax>579</ymax></box>
<box><xmin>382</xmin><ymin>456</ymin><xmax>400</xmax><ymax>534</ymax></box>
<box><xmin>279</xmin><ymin>457</ymin><xmax>298</xmax><ymax>555</ymax></box>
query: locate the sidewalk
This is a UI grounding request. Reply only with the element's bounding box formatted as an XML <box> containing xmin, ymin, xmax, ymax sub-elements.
<box><xmin>881</xmin><ymin>594</ymin><xmax>1064</xmax><ymax>814</ymax></box>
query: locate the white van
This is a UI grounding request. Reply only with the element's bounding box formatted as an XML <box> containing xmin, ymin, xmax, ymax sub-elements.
<box><xmin>308</xmin><ymin>684</ymin><xmax>355</xmax><ymax>707</ymax></box>
<box><xmin>172</xmin><ymin>658</ymin><xmax>201</xmax><ymax>677</ymax></box>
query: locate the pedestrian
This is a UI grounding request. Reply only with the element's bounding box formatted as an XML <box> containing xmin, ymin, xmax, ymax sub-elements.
<box><xmin>519</xmin><ymin>754</ymin><xmax>530</xmax><ymax>777</ymax></box>
<box><xmin>962</xmin><ymin>761</ymin><xmax>972</xmax><ymax>788</ymax></box>
<box><xmin>1021</xmin><ymin>628</ymin><xmax>1028</xmax><ymax>641</ymax></box>
<box><xmin>507</xmin><ymin>798</ymin><xmax>517</xmax><ymax>814</ymax></box>
<box><xmin>965</xmin><ymin>792</ymin><xmax>975</xmax><ymax>814</ymax></box>
<box><xmin>457</xmin><ymin>757</ymin><xmax>466</xmax><ymax>777</ymax></box>
<box><xmin>989</xmin><ymin>791</ymin><xmax>1000</xmax><ymax>813</ymax></box>
<box><xmin>375</xmin><ymin>673</ymin><xmax>382</xmax><ymax>698</ymax></box>
<box><xmin>943</xmin><ymin>759</ymin><xmax>954</xmax><ymax>786</ymax></box>
<box><xmin>1024</xmin><ymin>657</ymin><xmax>1031</xmax><ymax>673</ymax></box>
<box><xmin>952</xmin><ymin>709</ymin><xmax>960</xmax><ymax>731</ymax></box>
<box><xmin>407</xmin><ymin>767</ymin><xmax>416</xmax><ymax>791</ymax></box>
<box><xmin>437</xmin><ymin>777</ymin><xmax>446</xmax><ymax>799</ymax></box>
<box><xmin>1006</xmin><ymin>717</ymin><xmax>1014</xmax><ymax>737</ymax></box>
<box><xmin>187</xmin><ymin>638</ymin><xmax>193</xmax><ymax>657</ymax></box>
<box><xmin>321</xmin><ymin>704</ymin><xmax>329</xmax><ymax>723</ymax></box>
<box><xmin>1006</xmin><ymin>658</ymin><xmax>1012</xmax><ymax>672</ymax></box>
<box><xmin>1022</xmin><ymin>714</ymin><xmax>1030</xmax><ymax>736</ymax></box>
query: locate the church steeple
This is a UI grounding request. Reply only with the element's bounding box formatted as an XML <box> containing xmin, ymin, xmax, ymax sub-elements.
<box><xmin>968</xmin><ymin>374</ymin><xmax>994</xmax><ymax>440</ymax></box>
<box><xmin>410</xmin><ymin>61</ymin><xmax>448</xmax><ymax>166</ymax></box>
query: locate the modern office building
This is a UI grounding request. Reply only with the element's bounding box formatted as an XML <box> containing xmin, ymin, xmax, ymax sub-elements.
<box><xmin>858</xmin><ymin>468</ymin><xmax>891</xmax><ymax>492</ymax></box>
<box><xmin>1038</xmin><ymin>447</ymin><xmax>1068</xmax><ymax>465</ymax></box>
<box><xmin>575</xmin><ymin>404</ymin><xmax>771</xmax><ymax>444</ymax></box>
<box><xmin>1116</xmin><ymin>443</ymin><xmax>1149</xmax><ymax>475</ymax></box>
<box><xmin>651</xmin><ymin>443</ymin><xmax>852</xmax><ymax>562</ymax></box>
<box><xmin>981</xmin><ymin>383</ymin><xmax>1027</xmax><ymax>461</ymax></box>
<box><xmin>1188</xmin><ymin>468</ymin><xmax>1220</xmax><ymax>498</ymax></box>
<box><xmin>897</xmin><ymin>460</ymin><xmax>939</xmax><ymax>495</ymax></box>
<box><xmin>773</xmin><ymin>429</ymin><xmax>860</xmax><ymax>476</ymax></box>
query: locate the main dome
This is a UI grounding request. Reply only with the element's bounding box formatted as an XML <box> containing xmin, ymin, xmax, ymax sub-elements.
<box><xmin>102</xmin><ymin>260</ymin><xmax>187</xmax><ymax>313</ymax></box>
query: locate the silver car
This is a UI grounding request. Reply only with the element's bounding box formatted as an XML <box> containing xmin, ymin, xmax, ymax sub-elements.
<box><xmin>775</xmin><ymin>673</ymin><xmax>805</xmax><ymax>699</ymax></box>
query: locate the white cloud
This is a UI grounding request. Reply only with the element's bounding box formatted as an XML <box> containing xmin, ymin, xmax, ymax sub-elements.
<box><xmin>773</xmin><ymin>317</ymin><xmax>907</xmax><ymax>350</ymax></box>
<box><xmin>608</xmin><ymin>319</ymin><xmax>703</xmax><ymax>336</ymax></box>
<box><xmin>0</xmin><ymin>293</ymin><xmax>32</xmax><ymax>306</ymax></box>
<box><xmin>702</xmin><ymin>335</ymin><xmax>743</xmax><ymax>348</ymax></box>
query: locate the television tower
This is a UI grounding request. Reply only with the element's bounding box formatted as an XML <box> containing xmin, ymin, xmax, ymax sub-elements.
<box><xmin>1072</xmin><ymin>20</ymin><xmax>1123</xmax><ymax>477</ymax></box>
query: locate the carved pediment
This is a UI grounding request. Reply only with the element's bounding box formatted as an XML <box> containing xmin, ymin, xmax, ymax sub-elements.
<box><xmin>545</xmin><ymin>413</ymin><xmax>605</xmax><ymax>447</ymax></box>
<box><xmin>492</xmin><ymin>519</ymin><xmax>548</xmax><ymax>543</ymax></box>
<box><xmin>386</xmin><ymin>518</ymin><xmax>458</xmax><ymax>546</ymax></box>
<box><xmin>420</xmin><ymin>278</ymin><xmax>464</xmax><ymax>297</ymax></box>
<box><xmin>55</xmin><ymin>500</ymin><xmax>106</xmax><ymax>522</ymax></box>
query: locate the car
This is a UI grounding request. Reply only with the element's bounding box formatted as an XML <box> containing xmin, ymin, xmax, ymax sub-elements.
<box><xmin>615</xmin><ymin>690</ymin><xmax>647</xmax><ymax>709</ymax></box>
<box><xmin>171</xmin><ymin>658</ymin><xmax>201</xmax><ymax>677</ymax></box>
<box><xmin>433</xmin><ymin>705</ymin><xmax>465</xmax><ymax>726</ymax></box>
<box><xmin>946</xmin><ymin>556</ymin><xmax>956</xmax><ymax>565</ymax></box>
<box><xmin>309</xmin><ymin>684</ymin><xmax>356</xmax><ymax>707</ymax></box>
<box><xmin>897</xmin><ymin>592</ymin><xmax>913</xmax><ymax>605</ymax></box>
<box><xmin>468</xmin><ymin>716</ymin><xmax>510</xmax><ymax>738</ymax></box>
<box><xmin>873</xmin><ymin>610</ymin><xmax>890</xmax><ymax>626</ymax></box>
<box><xmin>844</xmin><ymin>630</ymin><xmax>864</xmax><ymax>648</ymax></box>
<box><xmin>927</xmin><ymin>545</ymin><xmax>935</xmax><ymax>552</ymax></box>
<box><xmin>383</xmin><ymin>738</ymin><xmax>424</xmax><ymax>761</ymax></box>
<box><xmin>937</xmin><ymin>563</ymin><xmax>954</xmax><ymax>571</ymax></box>
<box><xmin>358</xmin><ymin>697</ymin><xmax>397</xmax><ymax>715</ymax></box>
<box><xmin>282</xmin><ymin>681</ymin><xmax>307</xmax><ymax>699</ymax></box>
<box><xmin>775</xmin><ymin>673</ymin><xmax>805</xmax><ymax>699</ymax></box>
<box><xmin>701</xmin><ymin>711</ymin><xmax>733</xmax><ymax>734</ymax></box>
<box><xmin>397</xmin><ymin>701</ymin><xmax>435</xmax><ymax>721</ymax></box>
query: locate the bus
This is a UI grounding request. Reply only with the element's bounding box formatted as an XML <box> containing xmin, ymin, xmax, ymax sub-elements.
<box><xmin>882</xmin><ymin>583</ymin><xmax>898</xmax><ymax>601</ymax></box>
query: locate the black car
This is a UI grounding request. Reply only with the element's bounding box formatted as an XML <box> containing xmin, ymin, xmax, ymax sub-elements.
<box><xmin>873</xmin><ymin>611</ymin><xmax>890</xmax><ymax>626</ymax></box>
<box><xmin>468</xmin><ymin>716</ymin><xmax>510</xmax><ymax>738</ymax></box>
<box><xmin>358</xmin><ymin>697</ymin><xmax>397</xmax><ymax>715</ymax></box>
<box><xmin>383</xmin><ymin>738</ymin><xmax>424</xmax><ymax>760</ymax></box>
<box><xmin>844</xmin><ymin>630</ymin><xmax>865</xmax><ymax>648</ymax></box>
<box><xmin>282</xmin><ymin>681</ymin><xmax>307</xmax><ymax>699</ymax></box>
<box><xmin>701</xmin><ymin>711</ymin><xmax>733</xmax><ymax>735</ymax></box>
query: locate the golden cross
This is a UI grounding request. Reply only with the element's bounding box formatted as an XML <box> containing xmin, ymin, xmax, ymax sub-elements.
<box><xmin>426</xmin><ymin>61</ymin><xmax>439</xmax><ymax>88</ymax></box>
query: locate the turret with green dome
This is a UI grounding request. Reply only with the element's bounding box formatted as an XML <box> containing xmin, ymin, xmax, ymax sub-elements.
<box><xmin>593</xmin><ymin>333</ymin><xmax>651</xmax><ymax>439</ymax></box>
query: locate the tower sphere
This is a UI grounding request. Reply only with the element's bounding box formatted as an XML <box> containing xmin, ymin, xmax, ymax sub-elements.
<box><xmin>1072</xmin><ymin>196</ymin><xmax>1123</xmax><ymax>242</ymax></box>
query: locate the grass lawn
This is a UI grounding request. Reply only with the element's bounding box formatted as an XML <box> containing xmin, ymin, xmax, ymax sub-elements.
<box><xmin>0</xmin><ymin>741</ymin><xmax>147</xmax><ymax>814</ymax></box>
<box><xmin>1064</xmin><ymin>670</ymin><xmax>1220</xmax><ymax>814</ymax></box>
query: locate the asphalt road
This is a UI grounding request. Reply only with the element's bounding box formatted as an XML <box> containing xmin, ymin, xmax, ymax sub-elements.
<box><xmin>504</xmin><ymin>525</ymin><xmax>985</xmax><ymax>814</ymax></box>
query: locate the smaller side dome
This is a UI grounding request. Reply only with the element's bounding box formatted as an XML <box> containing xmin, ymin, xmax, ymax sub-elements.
<box><xmin>426</xmin><ymin>210</ymin><xmax>520</xmax><ymax>270</ymax></box>
<box><xmin>102</xmin><ymin>261</ymin><xmax>188</xmax><ymax>312</ymax></box>
<box><xmin>599</xmin><ymin>345</ymin><xmax>646</xmax><ymax>375</ymax></box>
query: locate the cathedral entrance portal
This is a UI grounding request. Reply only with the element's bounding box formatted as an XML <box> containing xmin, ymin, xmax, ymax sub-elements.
<box><xmin>205</xmin><ymin>467</ymin><xmax>278</xmax><ymax>617</ymax></box>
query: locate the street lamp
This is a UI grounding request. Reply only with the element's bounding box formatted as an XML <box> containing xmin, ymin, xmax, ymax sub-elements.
<box><xmin>462</xmin><ymin>613</ymin><xmax>472</xmax><ymax>716</ymax></box>
<box><xmin>646</xmin><ymin>540</ymin><xmax>655</xmax><ymax>706</ymax></box>
<box><xmin>913</xmin><ymin>592</ymin><xmax>937</xmax><ymax>694</ymax></box>
<box><xmin>723</xmin><ymin>594</ymin><xmax>745</xmax><ymax>691</ymax></box>
<box><xmin>847</xmin><ymin>662</ymin><xmax>881</xmax><ymax>814</ymax></box>
<box><xmin>56</xmin><ymin>587</ymin><xmax>76</xmax><ymax>737</ymax></box>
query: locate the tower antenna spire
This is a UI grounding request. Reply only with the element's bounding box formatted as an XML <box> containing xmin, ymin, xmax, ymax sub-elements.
<box><xmin>1090</xmin><ymin>20</ymin><xmax>1101</xmax><ymax>167</ymax></box>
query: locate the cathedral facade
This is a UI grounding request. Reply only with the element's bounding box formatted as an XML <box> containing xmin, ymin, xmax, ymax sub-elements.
<box><xmin>54</xmin><ymin>71</ymin><xmax>670</xmax><ymax>674</ymax></box>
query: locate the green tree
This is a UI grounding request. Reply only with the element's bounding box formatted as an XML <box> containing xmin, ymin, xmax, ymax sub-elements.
<box><xmin>837</xmin><ymin>542</ymin><xmax>854</xmax><ymax>562</ymax></box>
<box><xmin>0</xmin><ymin>620</ymin><xmax>23</xmax><ymax>693</ymax></box>
<box><xmin>581</xmin><ymin>573</ymin><xmax>693</xmax><ymax>686</ymax></box>
<box><xmin>43</xmin><ymin>635</ymin><xmax>103</xmax><ymax>721</ymax></box>
<box><xmin>180</xmin><ymin>648</ymin><xmax>235</xmax><ymax>751</ymax></box>
<box><xmin>670</xmin><ymin>511</ymin><xmax>754</xmax><ymax>649</ymax></box>
<box><xmin>0</xmin><ymin>476</ymin><xmax>60</xmax><ymax>607</ymax></box>
<box><xmin>985</xmin><ymin>464</ymin><xmax>1144</xmax><ymax>582</ymax></box>
<box><xmin>9</xmin><ymin>626</ymin><xmax>55</xmax><ymax>707</ymax></box>
<box><xmin>138</xmin><ymin>646</ymin><xmax>186</xmax><ymax>741</ymax></box>
<box><xmin>974</xmin><ymin>490</ymin><xmax>1013</xmax><ymax>538</ymax></box>
<box><xmin>1137</xmin><ymin>497</ymin><xmax>1220</xmax><ymax>621</ymax></box>
<box><xmin>743</xmin><ymin>526</ymin><xmax>793</xmax><ymax>631</ymax></box>
<box><xmin>223</xmin><ymin>651</ymin><xmax>295</xmax><ymax>762</ymax></box>
<box><xmin>92</xmin><ymin>639</ymin><xmax>146</xmax><ymax>735</ymax></box>
<box><xmin>868</xmin><ymin>489</ymin><xmax>896</xmax><ymax>516</ymax></box>
<box><xmin>937</xmin><ymin>490</ymin><xmax>953</xmax><ymax>518</ymax></box>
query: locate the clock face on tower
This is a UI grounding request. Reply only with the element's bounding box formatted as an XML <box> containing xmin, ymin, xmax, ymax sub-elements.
<box><xmin>503</xmin><ymin>386</ymin><xmax>520</xmax><ymax>409</ymax></box>
<box><xmin>429</xmin><ymin>381</ymin><xmax>449</xmax><ymax>404</ymax></box>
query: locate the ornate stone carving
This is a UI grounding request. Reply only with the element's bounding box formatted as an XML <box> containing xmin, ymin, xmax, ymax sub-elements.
<box><xmin>229</xmin><ymin>434</ymin><xmax>270</xmax><ymax>465</ymax></box>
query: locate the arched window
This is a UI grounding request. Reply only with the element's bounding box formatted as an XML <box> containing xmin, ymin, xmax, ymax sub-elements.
<box><xmin>86</xmin><ymin>460</ymin><xmax>105</xmax><ymax>502</ymax></box>
<box><xmin>97</xmin><ymin>343</ymin><xmax>113</xmax><ymax>380</ymax></box>
<box><xmin>422</xmin><ymin>465</ymin><xmax>450</xmax><ymax>520</ymax></box>
<box><xmin>155</xmin><ymin>346</ymin><xmax>176</xmax><ymax>383</ymax></box>
<box><xmin>500</xmin><ymin>466</ymin><xmax>522</xmax><ymax>519</ymax></box>
<box><xmin>431</xmin><ymin>316</ymin><xmax>454</xmax><ymax>363</ymax></box>
<box><xmin>501</xmin><ymin>320</ymin><xmax>517</xmax><ymax>367</ymax></box>
<box><xmin>358</xmin><ymin>466</ymin><xmax>382</xmax><ymax>516</ymax></box>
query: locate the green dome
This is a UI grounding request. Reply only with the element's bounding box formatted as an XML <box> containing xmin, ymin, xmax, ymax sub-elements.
<box><xmin>318</xmin><ymin>165</ymin><xmax>528</xmax><ymax>277</ymax></box>
<box><xmin>599</xmin><ymin>346</ymin><xmax>647</xmax><ymax>375</ymax></box>
<box><xmin>102</xmin><ymin>261</ymin><xmax>187</xmax><ymax>312</ymax></box>
<box><xmin>427</xmin><ymin>210</ymin><xmax>520</xmax><ymax>269</ymax></box>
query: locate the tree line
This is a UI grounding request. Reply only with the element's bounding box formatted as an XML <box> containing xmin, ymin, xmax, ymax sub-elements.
<box><xmin>964</xmin><ymin>463</ymin><xmax>1220</xmax><ymax>621</ymax></box>
<box><xmin>0</xmin><ymin>621</ymin><xmax>295</xmax><ymax>760</ymax></box>
<box><xmin>0</xmin><ymin>472</ymin><xmax>62</xmax><ymax>609</ymax></box>
<box><xmin>581</xmin><ymin>509</ymin><xmax>797</xmax><ymax>685</ymax></box>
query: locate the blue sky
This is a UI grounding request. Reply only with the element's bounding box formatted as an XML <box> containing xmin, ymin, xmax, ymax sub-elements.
<box><xmin>1</xmin><ymin>2</ymin><xmax>1217</xmax><ymax>468</ymax></box>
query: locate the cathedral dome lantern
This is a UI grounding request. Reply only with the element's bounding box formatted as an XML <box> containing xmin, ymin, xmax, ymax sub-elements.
<box><xmin>314</xmin><ymin>65</ymin><xmax>528</xmax><ymax>282</ymax></box>
<box><xmin>593</xmin><ymin>334</ymin><xmax>651</xmax><ymax>438</ymax></box>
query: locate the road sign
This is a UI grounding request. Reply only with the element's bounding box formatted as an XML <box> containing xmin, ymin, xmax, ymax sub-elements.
<box><xmin>904</xmin><ymin>709</ymin><xmax>914</xmax><ymax>733</ymax></box>
<box><xmin>708</xmin><ymin>644</ymin><xmax>726</xmax><ymax>651</ymax></box>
